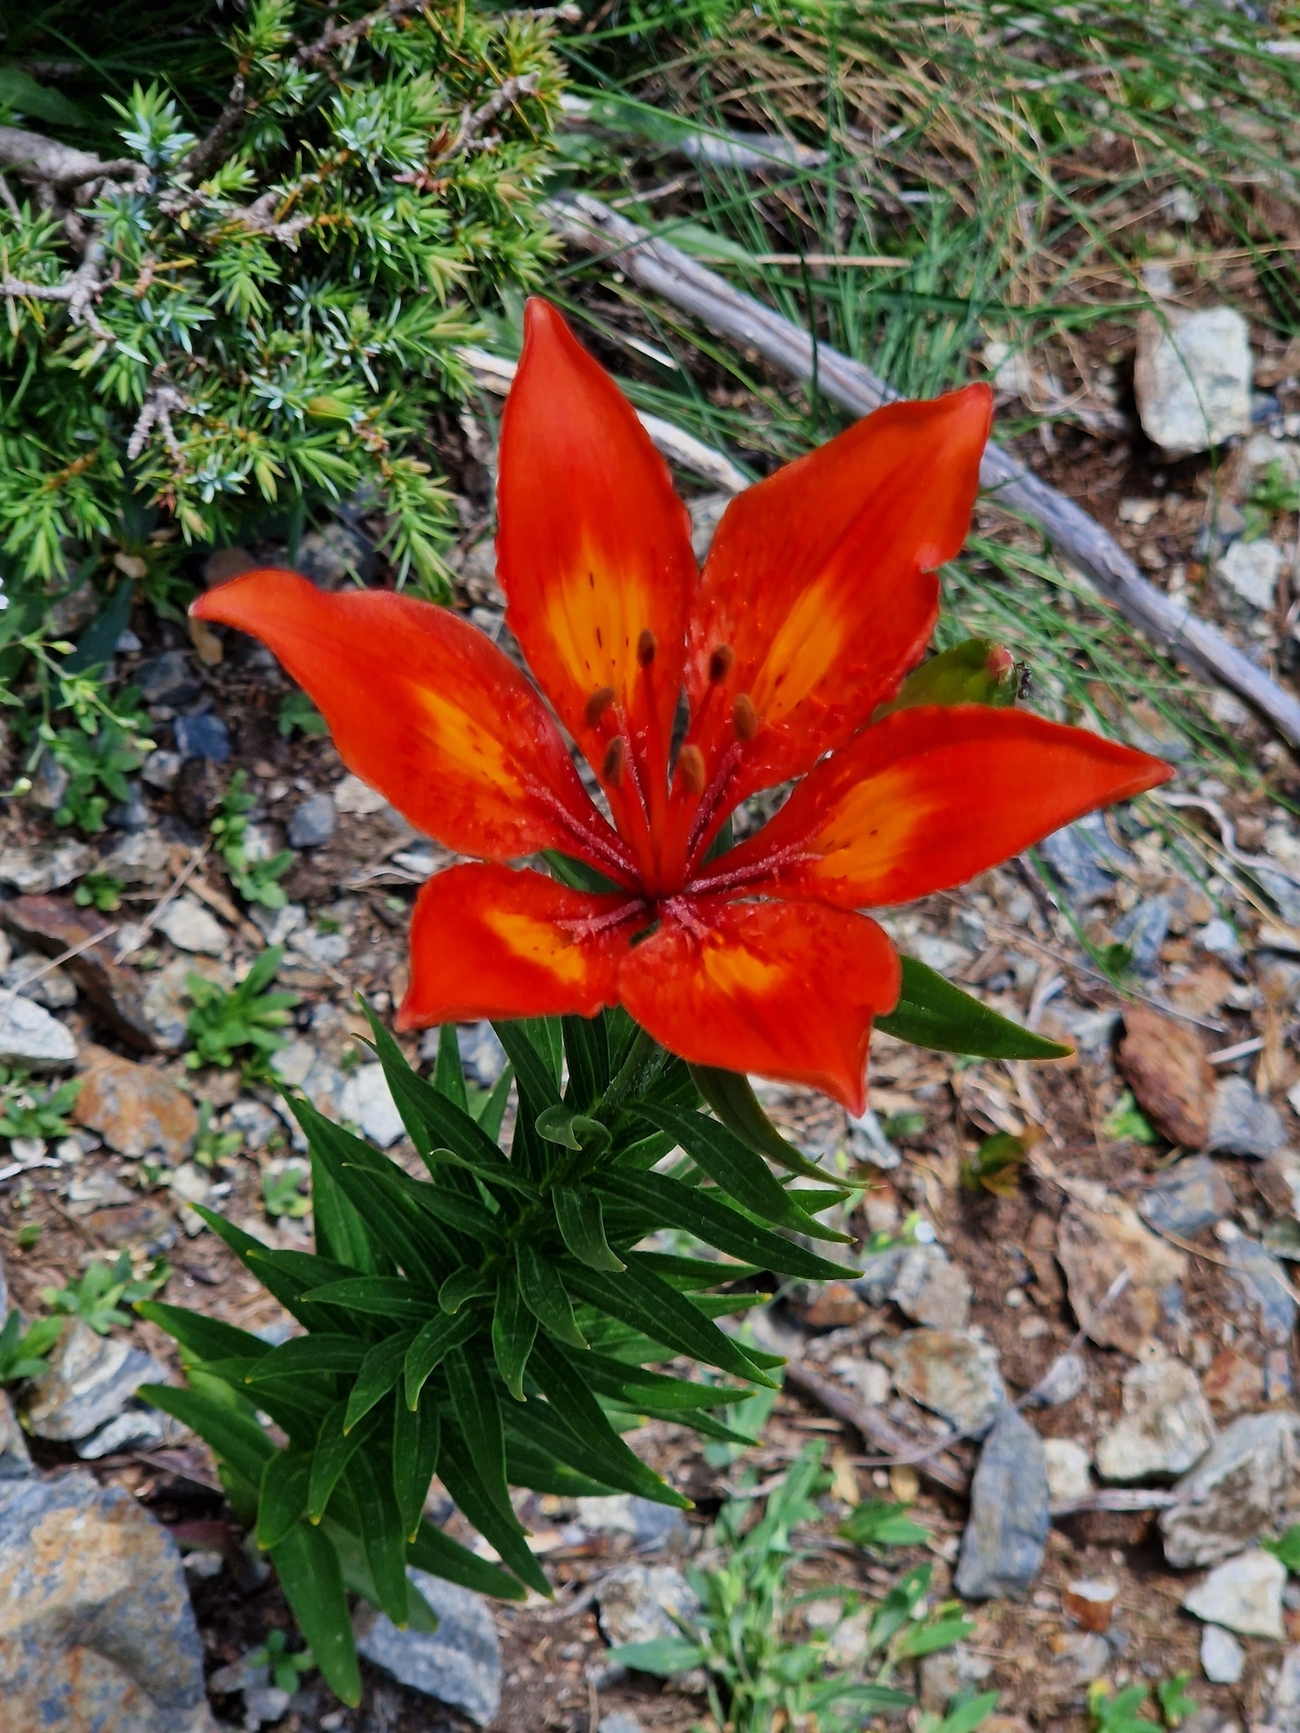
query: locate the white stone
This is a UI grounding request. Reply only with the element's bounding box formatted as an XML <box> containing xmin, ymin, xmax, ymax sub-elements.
<box><xmin>1044</xmin><ymin>1438</ymin><xmax>1093</xmax><ymax>1503</ymax></box>
<box><xmin>1095</xmin><ymin>1356</ymin><xmax>1215</xmax><ymax>1482</ymax></box>
<box><xmin>1134</xmin><ymin>307</ymin><xmax>1252</xmax><ymax>454</ymax></box>
<box><xmin>1201</xmin><ymin>1624</ymin><xmax>1245</xmax><ymax>1684</ymax></box>
<box><xmin>154</xmin><ymin>895</ymin><xmax>229</xmax><ymax>956</ymax></box>
<box><xmin>1161</xmin><ymin>1411</ymin><xmax>1300</xmax><ymax>1568</ymax></box>
<box><xmin>333</xmin><ymin>773</ymin><xmax>388</xmax><ymax>815</ymax></box>
<box><xmin>1182</xmin><ymin>1548</ymin><xmax>1286</xmax><ymax>1639</ymax></box>
<box><xmin>0</xmin><ymin>995</ymin><xmax>77</xmax><ymax>1070</ymax></box>
<box><xmin>1217</xmin><ymin>538</ymin><xmax>1284</xmax><ymax>609</ymax></box>
<box><xmin>0</xmin><ymin>839</ymin><xmax>95</xmax><ymax>894</ymax></box>
<box><xmin>341</xmin><ymin>1063</ymin><xmax>405</xmax><ymax>1149</ymax></box>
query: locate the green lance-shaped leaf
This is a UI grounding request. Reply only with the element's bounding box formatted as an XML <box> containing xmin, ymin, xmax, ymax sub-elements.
<box><xmin>438</xmin><ymin>1430</ymin><xmax>549</xmax><ymax>1597</ymax></box>
<box><xmin>306</xmin><ymin>1276</ymin><xmax>439</xmax><ymax>1323</ymax></box>
<box><xmin>257</xmin><ymin>1449</ymin><xmax>312</xmax><ymax>1551</ymax></box>
<box><xmin>345</xmin><ymin>1331</ymin><xmax>415</xmax><ymax>1433</ymax></box>
<box><xmin>404</xmin><ymin>1308</ymin><xmax>479</xmax><ymax>1409</ymax></box>
<box><xmin>494</xmin><ymin>1020</ymin><xmax>563</xmax><ymax>1111</ymax></box>
<box><xmin>409</xmin><ymin>1516</ymin><xmax>527</xmax><ymax>1600</ymax></box>
<box><xmin>393</xmin><ymin>1388</ymin><xmax>442</xmax><ymax>1541</ymax></box>
<box><xmin>445</xmin><ymin>1345</ymin><xmax>510</xmax><ymax>1518</ymax></box>
<box><xmin>246</xmin><ymin>1335</ymin><xmax>368</xmax><ymax>1384</ymax></box>
<box><xmin>309</xmin><ymin>1400</ymin><xmax>382</xmax><ymax>1523</ymax></box>
<box><xmin>516</xmin><ymin>1241</ymin><xmax>587</xmax><ymax>1350</ymax></box>
<box><xmin>492</xmin><ymin>1260</ymin><xmax>538</xmax><ymax>1401</ymax></box>
<box><xmin>139</xmin><ymin>1384</ymin><xmax>273</xmax><ymax>1488</ymax></box>
<box><xmin>565</xmin><ymin>1258</ymin><xmax>778</xmax><ymax>1387</ymax></box>
<box><xmin>553</xmin><ymin>1187</ymin><xmax>625</xmax><ymax>1272</ymax></box>
<box><xmin>135</xmin><ymin>1301</ymin><xmax>267</xmax><ymax>1369</ymax></box>
<box><xmin>270</xmin><ymin>1522</ymin><xmax>362</xmax><ymax>1707</ymax></box>
<box><xmin>880</xmin><ymin>637</ymin><xmax>1019</xmax><ymax>714</ymax></box>
<box><xmin>439</xmin><ymin>1265</ymin><xmax>496</xmax><ymax>1315</ymax></box>
<box><xmin>346</xmin><ymin>1448</ymin><xmax>409</xmax><ymax>1627</ymax></box>
<box><xmin>876</xmin><ymin>956</ymin><xmax>1072</xmax><ymax>1060</ymax></box>
<box><xmin>535</xmin><ymin>1103</ymin><xmax>611</xmax><ymax>1156</ymax></box>
<box><xmin>688</xmin><ymin>1065</ymin><xmax>835</xmax><ymax>1182</ymax></box>
<box><xmin>434</xmin><ymin>1021</ymin><xmax>469</xmax><ymax>1112</ymax></box>
<box><xmin>639</xmin><ymin>1104</ymin><xmax>848</xmax><ymax>1240</ymax></box>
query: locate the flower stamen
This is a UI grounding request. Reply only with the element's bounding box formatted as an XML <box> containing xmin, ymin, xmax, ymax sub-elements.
<box><xmin>603</xmin><ymin>735</ymin><xmax>627</xmax><ymax>786</ymax></box>
<box><xmin>637</xmin><ymin>629</ymin><xmax>657</xmax><ymax>667</ymax></box>
<box><xmin>708</xmin><ymin>644</ymin><xmax>734</xmax><ymax>683</ymax></box>
<box><xmin>733</xmin><ymin>693</ymin><xmax>759</xmax><ymax>742</ymax></box>
<box><xmin>585</xmin><ymin>685</ymin><xmax>617</xmax><ymax>728</ymax></box>
<box><xmin>676</xmin><ymin>744</ymin><xmax>706</xmax><ymax>796</ymax></box>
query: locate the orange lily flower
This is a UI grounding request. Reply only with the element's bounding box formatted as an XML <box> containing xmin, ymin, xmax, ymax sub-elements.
<box><xmin>192</xmin><ymin>299</ymin><xmax>1169</xmax><ymax>1113</ymax></box>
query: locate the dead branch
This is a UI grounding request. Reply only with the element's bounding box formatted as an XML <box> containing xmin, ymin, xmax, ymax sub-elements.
<box><xmin>296</xmin><ymin>0</ymin><xmax>427</xmax><ymax>67</ymax></box>
<box><xmin>127</xmin><ymin>380</ymin><xmax>191</xmax><ymax>464</ymax></box>
<box><xmin>0</xmin><ymin>126</ymin><xmax>148</xmax><ymax>197</ymax></box>
<box><xmin>443</xmin><ymin>74</ymin><xmax>541</xmax><ymax>160</ymax></box>
<box><xmin>548</xmin><ymin>190</ymin><xmax>1300</xmax><ymax>750</ymax></box>
<box><xmin>174</xmin><ymin>75</ymin><xmax>248</xmax><ymax>184</ymax></box>
<box><xmin>782</xmin><ymin>1358</ymin><xmax>970</xmax><ymax>1496</ymax></box>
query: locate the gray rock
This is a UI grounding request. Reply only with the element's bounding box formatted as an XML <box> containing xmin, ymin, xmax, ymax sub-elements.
<box><xmin>1272</xmin><ymin>1648</ymin><xmax>1300</xmax><ymax>1733</ymax></box>
<box><xmin>1201</xmin><ymin>1623</ymin><xmax>1245</xmax><ymax>1685</ymax></box>
<box><xmin>226</xmin><ymin>1098</ymin><xmax>281</xmax><ymax>1151</ymax></box>
<box><xmin>1112</xmin><ymin>896</ymin><xmax>1171</xmax><ymax>974</ymax></box>
<box><xmin>1051</xmin><ymin>1632</ymin><xmax>1111</xmax><ymax>1688</ymax></box>
<box><xmin>0</xmin><ymin>994</ymin><xmax>77</xmax><ymax>1070</ymax></box>
<box><xmin>1026</xmin><ymin>1350</ymin><xmax>1088</xmax><ymax>1408</ymax></box>
<box><xmin>953</xmin><ymin>1405</ymin><xmax>1049</xmax><ymax>1599</ymax></box>
<box><xmin>28</xmin><ymin>753</ymin><xmax>70</xmax><ymax>811</ymax></box>
<box><xmin>340</xmin><ymin>1063</ymin><xmax>405</xmax><ymax>1149</ymax></box>
<box><xmin>854</xmin><ymin>1242</ymin><xmax>971</xmax><ymax>1329</ymax></box>
<box><xmin>575</xmin><ymin>1495</ymin><xmax>689</xmax><ymax>1554</ymax></box>
<box><xmin>688</xmin><ymin>493</ymin><xmax>730</xmax><ymax>560</ymax></box>
<box><xmin>0</xmin><ymin>838</ymin><xmax>94</xmax><ymax>895</ymax></box>
<box><xmin>100</xmin><ymin>828</ymin><xmax>170</xmax><ymax>886</ymax></box>
<box><xmin>141</xmin><ymin>956</ymin><xmax>231</xmax><ymax>1050</ymax></box>
<box><xmin>874</xmin><ymin>1329</ymin><xmax>1005</xmax><ymax>1437</ymax></box>
<box><xmin>1095</xmin><ymin>1356</ymin><xmax>1215</xmax><ymax>1482</ymax></box>
<box><xmin>108</xmin><ymin>780</ymin><xmax>150</xmax><ymax>830</ymax></box>
<box><xmin>76</xmin><ymin>1404</ymin><xmax>168</xmax><ymax>1460</ymax></box>
<box><xmin>250</xmin><ymin>902</ymin><xmax>306</xmax><ymax>946</ymax></box>
<box><xmin>1198</xmin><ymin>918</ymin><xmax>1243</xmax><ymax>961</ymax></box>
<box><xmin>243</xmin><ymin>1684</ymin><xmax>292</xmax><ymax>1727</ymax></box>
<box><xmin>355</xmin><ymin>1570</ymin><xmax>501</xmax><ymax>1726</ymax></box>
<box><xmin>3</xmin><ymin>952</ymin><xmax>77</xmax><ymax>1010</ymax></box>
<box><xmin>1227</xmin><ymin>1237</ymin><xmax>1297</xmax><ymax>1342</ymax></box>
<box><xmin>0</xmin><ymin>1469</ymin><xmax>212</xmax><ymax>1732</ymax></box>
<box><xmin>1183</xmin><ymin>1548</ymin><xmax>1285</xmax><ymax>1638</ymax></box>
<box><xmin>599</xmin><ymin>1718</ymin><xmax>645</xmax><ymax>1733</ymax></box>
<box><xmin>1039</xmin><ymin>814</ymin><xmax>1128</xmax><ymax>902</ymax></box>
<box><xmin>847</xmin><ymin>1107</ymin><xmax>901</xmax><ymax>1171</ymax></box>
<box><xmin>173</xmin><ymin>711</ymin><xmax>230</xmax><ymax>762</ymax></box>
<box><xmin>295</xmin><ymin>521</ymin><xmax>374</xmax><ymax>589</ymax></box>
<box><xmin>154</xmin><ymin>895</ymin><xmax>229</xmax><ymax>956</ymax></box>
<box><xmin>457</xmin><ymin>1021</ymin><xmax>508</xmax><ymax>1088</ymax></box>
<box><xmin>597</xmin><ymin>1562</ymin><xmax>701</xmax><ymax>1650</ymax></box>
<box><xmin>1258</xmin><ymin>864</ymin><xmax>1300</xmax><ymax>928</ymax></box>
<box><xmin>287</xmin><ymin>790</ymin><xmax>337</xmax><ymax>849</ymax></box>
<box><xmin>0</xmin><ymin>1390</ymin><xmax>32</xmax><ymax>1478</ymax></box>
<box><xmin>334</xmin><ymin>773</ymin><xmax>388</xmax><ymax>815</ymax></box>
<box><xmin>1140</xmin><ymin>1156</ymin><xmax>1233</xmax><ymax>1237</ymax></box>
<box><xmin>1043</xmin><ymin>1438</ymin><xmax>1092</xmax><ymax>1502</ymax></box>
<box><xmin>23</xmin><ymin>1320</ymin><xmax>165</xmax><ymax>1442</ymax></box>
<box><xmin>289</xmin><ymin>925</ymin><xmax>349</xmax><ymax>967</ymax></box>
<box><xmin>1209</xmin><ymin>1075</ymin><xmax>1286</xmax><ymax>1156</ymax></box>
<box><xmin>1218</xmin><ymin>538</ymin><xmax>1283</xmax><ymax>610</ymax></box>
<box><xmin>1134</xmin><ymin>306</ymin><xmax>1252</xmax><ymax>454</ymax></box>
<box><xmin>141</xmin><ymin>749</ymin><xmax>183</xmax><ymax>789</ymax></box>
<box><xmin>1160</xmin><ymin>1410</ymin><xmax>1300</xmax><ymax>1567</ymax></box>
<box><xmin>137</xmin><ymin>651</ymin><xmax>199</xmax><ymax>705</ymax></box>
<box><xmin>919</xmin><ymin>1643</ymin><xmax>993</xmax><ymax>1712</ymax></box>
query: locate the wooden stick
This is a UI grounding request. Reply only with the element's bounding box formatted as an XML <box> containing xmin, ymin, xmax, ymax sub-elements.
<box><xmin>548</xmin><ymin>191</ymin><xmax>1300</xmax><ymax>749</ymax></box>
<box><xmin>781</xmin><ymin>1359</ymin><xmax>970</xmax><ymax>1496</ymax></box>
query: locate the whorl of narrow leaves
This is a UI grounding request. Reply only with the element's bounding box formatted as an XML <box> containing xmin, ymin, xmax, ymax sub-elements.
<box><xmin>0</xmin><ymin>0</ymin><xmax>562</xmax><ymax>597</ymax></box>
<box><xmin>139</xmin><ymin>1008</ymin><xmax>852</xmax><ymax>1706</ymax></box>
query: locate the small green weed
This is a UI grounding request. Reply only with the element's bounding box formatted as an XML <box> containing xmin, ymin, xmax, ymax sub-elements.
<box><xmin>263</xmin><ymin>1161</ymin><xmax>311</xmax><ymax>1221</ymax></box>
<box><xmin>0</xmin><ymin>1069</ymin><xmax>83</xmax><ymax>1143</ymax></box>
<box><xmin>192</xmin><ymin>1100</ymin><xmax>244</xmax><ymax>1169</ymax></box>
<box><xmin>613</xmin><ymin>1444</ymin><xmax>991</xmax><ymax>1733</ymax></box>
<box><xmin>1088</xmin><ymin>1673</ymin><xmax>1197</xmax><ymax>1733</ymax></box>
<box><xmin>882</xmin><ymin>1110</ymin><xmax>927</xmax><ymax>1141</ymax></box>
<box><xmin>74</xmin><ymin>871</ymin><xmax>125</xmax><ymax>913</ymax></box>
<box><xmin>278</xmin><ymin>690</ymin><xmax>328</xmax><ymax>739</ymax></box>
<box><xmin>184</xmin><ymin>946</ymin><xmax>299</xmax><ymax>1071</ymax></box>
<box><xmin>211</xmin><ymin>771</ymin><xmax>295</xmax><ymax>909</ymax></box>
<box><xmin>1264</xmin><ymin>1525</ymin><xmax>1300</xmax><ymax>1571</ymax></box>
<box><xmin>1103</xmin><ymin>1090</ymin><xmax>1159</xmax><ymax>1145</ymax></box>
<box><xmin>0</xmin><ymin>1309</ymin><xmax>63</xmax><ymax>1382</ymax></box>
<box><xmin>43</xmin><ymin>1254</ymin><xmax>170</xmax><ymax>1335</ymax></box>
<box><xmin>961</xmin><ymin>1128</ymin><xmax>1040</xmax><ymax>1198</ymax></box>
<box><xmin>839</xmin><ymin>1500</ymin><xmax>931</xmax><ymax>1549</ymax></box>
<box><xmin>247</xmin><ymin>1628</ymin><xmax>315</xmax><ymax>1694</ymax></box>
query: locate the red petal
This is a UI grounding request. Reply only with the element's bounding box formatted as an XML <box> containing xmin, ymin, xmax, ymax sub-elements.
<box><xmin>496</xmin><ymin>300</ymin><xmax>697</xmax><ymax>888</ymax></box>
<box><xmin>618</xmin><ymin>895</ymin><xmax>900</xmax><ymax>1114</ymax></box>
<box><xmin>397</xmin><ymin>864</ymin><xmax>638</xmax><ymax>1027</ymax></box>
<box><xmin>667</xmin><ymin>386</ymin><xmax>990</xmax><ymax>875</ymax></box>
<box><xmin>192</xmin><ymin>570</ymin><xmax>632</xmax><ymax>880</ymax></box>
<box><xmin>710</xmin><ymin>706</ymin><xmax>1171</xmax><ymax>910</ymax></box>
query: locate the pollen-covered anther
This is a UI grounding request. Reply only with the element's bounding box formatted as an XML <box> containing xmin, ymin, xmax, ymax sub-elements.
<box><xmin>733</xmin><ymin>693</ymin><xmax>759</xmax><ymax>742</ymax></box>
<box><xmin>676</xmin><ymin>744</ymin><xmax>706</xmax><ymax>795</ymax></box>
<box><xmin>584</xmin><ymin>684</ymin><xmax>617</xmax><ymax>728</ymax></box>
<box><xmin>707</xmin><ymin>644</ymin><xmax>734</xmax><ymax>684</ymax></box>
<box><xmin>637</xmin><ymin>628</ymin><xmax>657</xmax><ymax>668</ymax></box>
<box><xmin>602</xmin><ymin>735</ymin><xmax>627</xmax><ymax>786</ymax></box>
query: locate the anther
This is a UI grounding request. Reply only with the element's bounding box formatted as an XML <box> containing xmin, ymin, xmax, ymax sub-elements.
<box><xmin>733</xmin><ymin>693</ymin><xmax>758</xmax><ymax>742</ymax></box>
<box><xmin>602</xmin><ymin>736</ymin><xmax>627</xmax><ymax>786</ymax></box>
<box><xmin>677</xmin><ymin>744</ymin><xmax>706</xmax><ymax>796</ymax></box>
<box><xmin>636</xmin><ymin>629</ymin><xmax>657</xmax><ymax>668</ymax></box>
<box><xmin>585</xmin><ymin>685</ymin><xmax>616</xmax><ymax>728</ymax></box>
<box><xmin>708</xmin><ymin>644</ymin><xmax>734</xmax><ymax>684</ymax></box>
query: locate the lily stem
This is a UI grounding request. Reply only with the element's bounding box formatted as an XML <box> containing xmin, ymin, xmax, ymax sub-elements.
<box><xmin>598</xmin><ymin>1025</ymin><xmax>662</xmax><ymax>1121</ymax></box>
